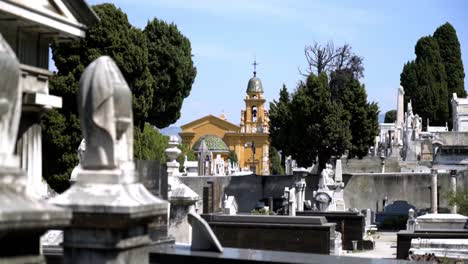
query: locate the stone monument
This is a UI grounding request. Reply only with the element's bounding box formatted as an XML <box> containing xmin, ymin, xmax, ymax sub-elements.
<box><xmin>314</xmin><ymin>163</ymin><xmax>345</xmax><ymax>212</ymax></box>
<box><xmin>396</xmin><ymin>85</ymin><xmax>405</xmax><ymax>145</ymax></box>
<box><xmin>166</xmin><ymin>136</ymin><xmax>200</xmax><ymax>243</ymax></box>
<box><xmin>0</xmin><ymin>34</ymin><xmax>71</xmax><ymax>264</ymax></box>
<box><xmin>50</xmin><ymin>56</ymin><xmax>168</xmax><ymax>264</ymax></box>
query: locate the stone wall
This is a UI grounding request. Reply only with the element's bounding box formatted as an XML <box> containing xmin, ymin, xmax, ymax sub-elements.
<box><xmin>179</xmin><ymin>172</ymin><xmax>468</xmax><ymax>214</ymax></box>
<box><xmin>179</xmin><ymin>175</ymin><xmax>320</xmax><ymax>213</ymax></box>
<box><xmin>342</xmin><ymin>157</ymin><xmax>401</xmax><ymax>173</ymax></box>
<box><xmin>343</xmin><ymin>172</ymin><xmax>468</xmax><ymax>212</ymax></box>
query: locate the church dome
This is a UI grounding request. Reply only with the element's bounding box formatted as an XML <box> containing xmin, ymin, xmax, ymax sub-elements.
<box><xmin>246</xmin><ymin>75</ymin><xmax>264</xmax><ymax>94</ymax></box>
<box><xmin>192</xmin><ymin>135</ymin><xmax>230</xmax><ymax>153</ymax></box>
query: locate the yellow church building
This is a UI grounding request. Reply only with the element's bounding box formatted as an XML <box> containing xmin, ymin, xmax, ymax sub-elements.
<box><xmin>179</xmin><ymin>69</ymin><xmax>270</xmax><ymax>175</ymax></box>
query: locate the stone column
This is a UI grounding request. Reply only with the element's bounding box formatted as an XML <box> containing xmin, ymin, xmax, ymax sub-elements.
<box><xmin>450</xmin><ymin>170</ymin><xmax>457</xmax><ymax>214</ymax></box>
<box><xmin>335</xmin><ymin>159</ymin><xmax>343</xmax><ymax>183</ymax></box>
<box><xmin>288</xmin><ymin>187</ymin><xmax>296</xmax><ymax>216</ymax></box>
<box><xmin>396</xmin><ymin>86</ymin><xmax>405</xmax><ymax>144</ymax></box>
<box><xmin>18</xmin><ymin>123</ymin><xmax>48</xmax><ymax>198</ymax></box>
<box><xmin>166</xmin><ymin>136</ymin><xmax>200</xmax><ymax>243</ymax></box>
<box><xmin>295</xmin><ymin>181</ymin><xmax>302</xmax><ymax>212</ymax></box>
<box><xmin>50</xmin><ymin>57</ymin><xmax>168</xmax><ymax>264</ymax></box>
<box><xmin>431</xmin><ymin>169</ymin><xmax>438</xmax><ymax>214</ymax></box>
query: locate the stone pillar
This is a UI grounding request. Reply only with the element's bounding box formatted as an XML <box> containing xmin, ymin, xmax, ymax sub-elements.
<box><xmin>288</xmin><ymin>187</ymin><xmax>296</xmax><ymax>216</ymax></box>
<box><xmin>396</xmin><ymin>86</ymin><xmax>405</xmax><ymax>144</ymax></box>
<box><xmin>450</xmin><ymin>170</ymin><xmax>457</xmax><ymax>214</ymax></box>
<box><xmin>50</xmin><ymin>57</ymin><xmax>168</xmax><ymax>264</ymax></box>
<box><xmin>166</xmin><ymin>136</ymin><xmax>200</xmax><ymax>243</ymax></box>
<box><xmin>431</xmin><ymin>169</ymin><xmax>438</xmax><ymax>214</ymax></box>
<box><xmin>295</xmin><ymin>181</ymin><xmax>303</xmax><ymax>212</ymax></box>
<box><xmin>17</xmin><ymin>123</ymin><xmax>48</xmax><ymax>198</ymax></box>
<box><xmin>0</xmin><ymin>35</ymin><xmax>70</xmax><ymax>263</ymax></box>
<box><xmin>335</xmin><ymin>159</ymin><xmax>343</xmax><ymax>182</ymax></box>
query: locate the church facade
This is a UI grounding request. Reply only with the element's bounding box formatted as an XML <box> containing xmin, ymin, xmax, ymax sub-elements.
<box><xmin>179</xmin><ymin>70</ymin><xmax>270</xmax><ymax>175</ymax></box>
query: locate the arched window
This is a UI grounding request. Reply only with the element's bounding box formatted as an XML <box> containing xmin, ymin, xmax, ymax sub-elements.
<box><xmin>252</xmin><ymin>106</ymin><xmax>257</xmax><ymax>122</ymax></box>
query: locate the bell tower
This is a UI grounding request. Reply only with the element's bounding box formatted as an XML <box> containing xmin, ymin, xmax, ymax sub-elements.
<box><xmin>241</xmin><ymin>61</ymin><xmax>269</xmax><ymax>134</ymax></box>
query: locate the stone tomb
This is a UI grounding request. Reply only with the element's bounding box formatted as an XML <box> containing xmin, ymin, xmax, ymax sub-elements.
<box><xmin>297</xmin><ymin>211</ymin><xmax>367</xmax><ymax>251</ymax></box>
<box><xmin>201</xmin><ymin>213</ymin><xmax>338</xmax><ymax>255</ymax></box>
<box><xmin>397</xmin><ymin>213</ymin><xmax>468</xmax><ymax>260</ymax></box>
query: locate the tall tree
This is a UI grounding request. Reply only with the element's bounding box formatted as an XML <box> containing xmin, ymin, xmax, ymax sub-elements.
<box><xmin>288</xmin><ymin>73</ymin><xmax>351</xmax><ymax>168</ymax></box>
<box><xmin>384</xmin><ymin>110</ymin><xmax>397</xmax><ymax>123</ymax></box>
<box><xmin>433</xmin><ymin>22</ymin><xmax>466</xmax><ymax>98</ymax></box>
<box><xmin>269</xmin><ymin>84</ymin><xmax>292</xmax><ymax>155</ymax></box>
<box><xmin>401</xmin><ymin>36</ymin><xmax>448</xmax><ymax>127</ymax></box>
<box><xmin>43</xmin><ymin>4</ymin><xmax>196</xmax><ymax>192</ymax></box>
<box><xmin>338</xmin><ymin>77</ymin><xmax>379</xmax><ymax>158</ymax></box>
<box><xmin>269</xmin><ymin>147</ymin><xmax>284</xmax><ymax>175</ymax></box>
<box><xmin>400</xmin><ymin>22</ymin><xmax>465</xmax><ymax>128</ymax></box>
<box><xmin>144</xmin><ymin>19</ymin><xmax>197</xmax><ymax>128</ymax></box>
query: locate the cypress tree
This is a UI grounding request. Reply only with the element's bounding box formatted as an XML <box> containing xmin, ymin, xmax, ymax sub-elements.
<box><xmin>401</xmin><ymin>35</ymin><xmax>448</xmax><ymax>127</ymax></box>
<box><xmin>269</xmin><ymin>84</ymin><xmax>292</xmax><ymax>155</ymax></box>
<box><xmin>434</xmin><ymin>22</ymin><xmax>466</xmax><ymax>98</ymax></box>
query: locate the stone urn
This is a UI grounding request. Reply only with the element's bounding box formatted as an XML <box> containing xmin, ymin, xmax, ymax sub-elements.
<box><xmin>165</xmin><ymin>136</ymin><xmax>182</xmax><ymax>162</ymax></box>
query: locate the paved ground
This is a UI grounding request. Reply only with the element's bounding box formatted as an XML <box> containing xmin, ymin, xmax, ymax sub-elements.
<box><xmin>342</xmin><ymin>232</ymin><xmax>398</xmax><ymax>259</ymax></box>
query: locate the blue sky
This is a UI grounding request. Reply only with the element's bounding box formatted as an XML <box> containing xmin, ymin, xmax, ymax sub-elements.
<box><xmin>72</xmin><ymin>0</ymin><xmax>468</xmax><ymax>127</ymax></box>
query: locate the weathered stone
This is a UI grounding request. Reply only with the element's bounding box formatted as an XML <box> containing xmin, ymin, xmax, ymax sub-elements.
<box><xmin>188</xmin><ymin>213</ymin><xmax>223</xmax><ymax>253</ymax></box>
<box><xmin>0</xmin><ymin>33</ymin><xmax>70</xmax><ymax>263</ymax></box>
<box><xmin>50</xmin><ymin>56</ymin><xmax>168</xmax><ymax>264</ymax></box>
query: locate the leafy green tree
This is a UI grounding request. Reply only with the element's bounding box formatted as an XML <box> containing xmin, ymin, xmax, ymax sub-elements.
<box><xmin>384</xmin><ymin>110</ymin><xmax>397</xmax><ymax>123</ymax></box>
<box><xmin>43</xmin><ymin>4</ymin><xmax>196</xmax><ymax>192</ymax></box>
<box><xmin>227</xmin><ymin>150</ymin><xmax>238</xmax><ymax>164</ymax></box>
<box><xmin>446</xmin><ymin>188</ymin><xmax>468</xmax><ymax>216</ymax></box>
<box><xmin>288</xmin><ymin>73</ymin><xmax>351</xmax><ymax>168</ymax></box>
<box><xmin>269</xmin><ymin>84</ymin><xmax>292</xmax><ymax>155</ymax></box>
<box><xmin>269</xmin><ymin>147</ymin><xmax>284</xmax><ymax>175</ymax></box>
<box><xmin>144</xmin><ymin>19</ymin><xmax>197</xmax><ymax>128</ymax></box>
<box><xmin>336</xmin><ymin>75</ymin><xmax>378</xmax><ymax>158</ymax></box>
<box><xmin>400</xmin><ymin>23</ymin><xmax>465</xmax><ymax>128</ymax></box>
<box><xmin>414</xmin><ymin>36</ymin><xmax>448</xmax><ymax>126</ymax></box>
<box><xmin>434</xmin><ymin>22</ymin><xmax>466</xmax><ymax>98</ymax></box>
<box><xmin>134</xmin><ymin>124</ymin><xmax>168</xmax><ymax>162</ymax></box>
<box><xmin>177</xmin><ymin>143</ymin><xmax>197</xmax><ymax>172</ymax></box>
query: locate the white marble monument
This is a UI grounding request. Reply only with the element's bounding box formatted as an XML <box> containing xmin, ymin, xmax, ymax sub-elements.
<box><xmin>50</xmin><ymin>56</ymin><xmax>168</xmax><ymax>264</ymax></box>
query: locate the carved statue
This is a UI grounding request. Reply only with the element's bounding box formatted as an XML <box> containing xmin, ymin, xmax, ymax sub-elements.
<box><xmin>0</xmin><ymin>34</ymin><xmax>21</xmax><ymax>166</ymax></box>
<box><xmin>78</xmin><ymin>56</ymin><xmax>133</xmax><ymax>170</ymax></box>
<box><xmin>405</xmin><ymin>101</ymin><xmax>414</xmax><ymax>129</ymax></box>
<box><xmin>318</xmin><ymin>163</ymin><xmax>335</xmax><ymax>189</ymax></box>
<box><xmin>413</xmin><ymin>114</ymin><xmax>422</xmax><ymax>133</ymax></box>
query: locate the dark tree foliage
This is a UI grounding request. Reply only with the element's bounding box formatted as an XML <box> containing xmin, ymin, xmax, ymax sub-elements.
<box><xmin>288</xmin><ymin>73</ymin><xmax>351</xmax><ymax>168</ymax></box>
<box><xmin>434</xmin><ymin>22</ymin><xmax>466</xmax><ymax>98</ymax></box>
<box><xmin>384</xmin><ymin>110</ymin><xmax>397</xmax><ymax>123</ymax></box>
<box><xmin>269</xmin><ymin>84</ymin><xmax>292</xmax><ymax>155</ymax></box>
<box><xmin>401</xmin><ymin>35</ymin><xmax>448</xmax><ymax>127</ymax></box>
<box><xmin>228</xmin><ymin>150</ymin><xmax>238</xmax><ymax>164</ymax></box>
<box><xmin>272</xmin><ymin>42</ymin><xmax>378</xmax><ymax>167</ymax></box>
<box><xmin>401</xmin><ymin>22</ymin><xmax>465</xmax><ymax>129</ymax></box>
<box><xmin>269</xmin><ymin>147</ymin><xmax>284</xmax><ymax>175</ymax></box>
<box><xmin>43</xmin><ymin>4</ymin><xmax>196</xmax><ymax>192</ymax></box>
<box><xmin>144</xmin><ymin>19</ymin><xmax>197</xmax><ymax>128</ymax></box>
<box><xmin>134</xmin><ymin>124</ymin><xmax>168</xmax><ymax>162</ymax></box>
<box><xmin>338</xmin><ymin>78</ymin><xmax>379</xmax><ymax>158</ymax></box>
